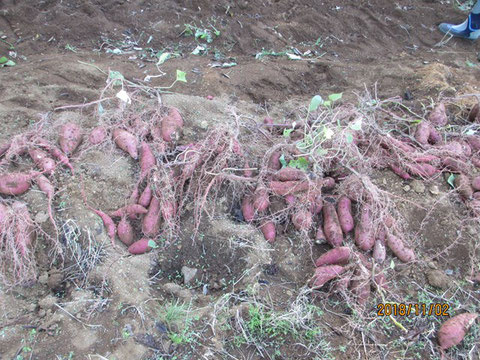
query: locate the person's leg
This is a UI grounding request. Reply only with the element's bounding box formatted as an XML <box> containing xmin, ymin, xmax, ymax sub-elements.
<box><xmin>439</xmin><ymin>0</ymin><xmax>480</xmax><ymax>39</ymax></box>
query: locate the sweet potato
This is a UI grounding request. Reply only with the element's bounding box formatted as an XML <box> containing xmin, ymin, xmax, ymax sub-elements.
<box><xmin>142</xmin><ymin>197</ymin><xmax>161</xmax><ymax>237</ymax></box>
<box><xmin>58</xmin><ymin>122</ymin><xmax>82</xmax><ymax>155</ymax></box>
<box><xmin>270</xmin><ymin>178</ymin><xmax>329</xmax><ymax>196</ymax></box>
<box><xmin>284</xmin><ymin>194</ymin><xmax>296</xmax><ymax>205</ymax></box>
<box><xmin>0</xmin><ymin>202</ymin><xmax>7</xmax><ymax>230</ymax></box>
<box><xmin>373</xmin><ymin>238</ymin><xmax>386</xmax><ymax>264</ymax></box>
<box><xmin>438</xmin><ymin>312</ymin><xmax>478</xmax><ymax>350</ymax></box>
<box><xmin>113</xmin><ymin>128</ymin><xmax>138</xmax><ymax>159</ymax></box>
<box><xmin>354</xmin><ymin>205</ymin><xmax>374</xmax><ymax>251</ymax></box>
<box><xmin>260</xmin><ymin>221</ymin><xmax>276</xmax><ymax>243</ymax></box>
<box><xmin>292</xmin><ymin>209</ymin><xmax>313</xmax><ymax>231</ymax></box>
<box><xmin>413</xmin><ymin>154</ymin><xmax>439</xmax><ymax>163</ymax></box>
<box><xmin>37</xmin><ymin>139</ymin><xmax>74</xmax><ymax>174</ymax></box>
<box><xmin>139</xmin><ymin>142</ymin><xmax>156</xmax><ymax>176</ymax></box>
<box><xmin>88</xmin><ymin>126</ymin><xmax>107</xmax><ymax>145</ymax></box>
<box><xmin>161</xmin><ymin>200</ymin><xmax>177</xmax><ymax>222</ymax></box>
<box><xmin>161</xmin><ymin>107</ymin><xmax>183</xmax><ymax>142</ymax></box>
<box><xmin>437</xmin><ymin>141</ymin><xmax>465</xmax><ymax>157</ymax></box>
<box><xmin>117</xmin><ymin>217</ymin><xmax>134</xmax><ymax>246</ymax></box>
<box><xmin>110</xmin><ymin>204</ymin><xmax>148</xmax><ymax>218</ymax></box>
<box><xmin>455</xmin><ymin>174</ymin><xmax>473</xmax><ymax>200</ymax></box>
<box><xmin>241</xmin><ymin>196</ymin><xmax>255</xmax><ymax>222</ymax></box>
<box><xmin>29</xmin><ymin>148</ymin><xmax>56</xmax><ymax>175</ymax></box>
<box><xmin>138</xmin><ymin>182</ymin><xmax>153</xmax><ymax>208</ymax></box>
<box><xmin>373</xmin><ymin>272</ymin><xmax>388</xmax><ymax>290</ymax></box>
<box><xmin>471</xmin><ymin>176</ymin><xmax>480</xmax><ymax>191</ymax></box>
<box><xmin>466</xmin><ymin>135</ymin><xmax>480</xmax><ymax>152</ymax></box>
<box><xmin>472</xmin><ymin>157</ymin><xmax>480</xmax><ymax>169</ymax></box>
<box><xmin>0</xmin><ymin>142</ymin><xmax>11</xmax><ymax>158</ymax></box>
<box><xmin>128</xmin><ymin>238</ymin><xmax>153</xmax><ymax>255</ymax></box>
<box><xmin>407</xmin><ymin>163</ymin><xmax>437</xmax><ymax>178</ymax></box>
<box><xmin>428</xmin><ymin>127</ymin><xmax>442</xmax><ymax>144</ymax></box>
<box><xmin>315</xmin><ymin>247</ymin><xmax>351</xmax><ymax>267</ymax></box>
<box><xmin>322</xmin><ymin>201</ymin><xmax>343</xmax><ymax>247</ymax></box>
<box><xmin>428</xmin><ymin>103</ymin><xmax>448</xmax><ymax>127</ymax></box>
<box><xmin>468</xmin><ymin>103</ymin><xmax>479</xmax><ymax>123</ymax></box>
<box><xmin>389</xmin><ymin>163</ymin><xmax>412</xmax><ymax>180</ymax></box>
<box><xmin>0</xmin><ymin>172</ymin><xmax>37</xmax><ymax>195</ymax></box>
<box><xmin>415</xmin><ymin>121</ymin><xmax>431</xmax><ymax>145</ymax></box>
<box><xmin>337</xmin><ymin>196</ymin><xmax>354</xmax><ymax>234</ymax></box>
<box><xmin>311</xmin><ymin>265</ymin><xmax>345</xmax><ymax>289</ymax></box>
<box><xmin>474</xmin><ymin>191</ymin><xmax>480</xmax><ymax>200</ymax></box>
<box><xmin>308</xmin><ymin>192</ymin><xmax>323</xmax><ymax>214</ymax></box>
<box><xmin>315</xmin><ymin>225</ymin><xmax>327</xmax><ymax>243</ymax></box>
<box><xmin>350</xmin><ymin>266</ymin><xmax>370</xmax><ymax>306</ymax></box>
<box><xmin>274</xmin><ymin>167</ymin><xmax>306</xmax><ymax>181</ymax></box>
<box><xmin>89</xmin><ymin>207</ymin><xmax>116</xmax><ymax>245</ymax></box>
<box><xmin>386</xmin><ymin>233</ymin><xmax>415</xmax><ymax>262</ymax></box>
<box><xmin>268</xmin><ymin>151</ymin><xmax>281</xmax><ymax>171</ymax></box>
<box><xmin>442</xmin><ymin>157</ymin><xmax>468</xmax><ymax>173</ymax></box>
<box><xmin>253</xmin><ymin>187</ymin><xmax>270</xmax><ymax>212</ymax></box>
<box><xmin>12</xmin><ymin>201</ymin><xmax>35</xmax><ymax>256</ymax></box>
<box><xmin>36</xmin><ymin>175</ymin><xmax>56</xmax><ymax>229</ymax></box>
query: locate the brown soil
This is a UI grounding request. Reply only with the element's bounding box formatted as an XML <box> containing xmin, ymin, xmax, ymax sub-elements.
<box><xmin>0</xmin><ymin>1</ymin><xmax>479</xmax><ymax>359</ymax></box>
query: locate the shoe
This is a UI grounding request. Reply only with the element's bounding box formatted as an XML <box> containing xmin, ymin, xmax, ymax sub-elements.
<box><xmin>439</xmin><ymin>13</ymin><xmax>480</xmax><ymax>40</ymax></box>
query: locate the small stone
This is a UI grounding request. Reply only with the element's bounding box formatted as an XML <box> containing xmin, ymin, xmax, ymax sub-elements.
<box><xmin>38</xmin><ymin>272</ymin><xmax>49</xmax><ymax>285</ymax></box>
<box><xmin>199</xmin><ymin>120</ymin><xmax>209</xmax><ymax>129</ymax></box>
<box><xmin>427</xmin><ymin>269</ymin><xmax>450</xmax><ymax>290</ymax></box>
<box><xmin>411</xmin><ymin>180</ymin><xmax>425</xmax><ymax>194</ymax></box>
<box><xmin>427</xmin><ymin>261</ymin><xmax>436</xmax><ymax>269</ymax></box>
<box><xmin>382</xmin><ymin>178</ymin><xmax>387</xmax><ymax>185</ymax></box>
<box><xmin>47</xmin><ymin>269</ymin><xmax>63</xmax><ymax>289</ymax></box>
<box><xmin>38</xmin><ymin>309</ymin><xmax>46</xmax><ymax>318</ymax></box>
<box><xmin>35</xmin><ymin>211</ymin><xmax>49</xmax><ymax>224</ymax></box>
<box><xmin>429</xmin><ymin>185</ymin><xmax>440</xmax><ymax>195</ymax></box>
<box><xmin>181</xmin><ymin>266</ymin><xmax>198</xmax><ymax>285</ymax></box>
<box><xmin>403</xmin><ymin>185</ymin><xmax>411</xmax><ymax>192</ymax></box>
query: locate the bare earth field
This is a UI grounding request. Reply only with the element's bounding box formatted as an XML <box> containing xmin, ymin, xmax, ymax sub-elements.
<box><xmin>0</xmin><ymin>1</ymin><xmax>479</xmax><ymax>359</ymax></box>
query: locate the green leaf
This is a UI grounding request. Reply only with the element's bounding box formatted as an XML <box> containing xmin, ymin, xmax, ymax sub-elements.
<box><xmin>447</xmin><ymin>173</ymin><xmax>456</xmax><ymax>188</ymax></box>
<box><xmin>0</xmin><ymin>56</ymin><xmax>7</xmax><ymax>64</ymax></box>
<box><xmin>390</xmin><ymin>259</ymin><xmax>395</xmax><ymax>270</ymax></box>
<box><xmin>308</xmin><ymin>95</ymin><xmax>323</xmax><ymax>112</ymax></box>
<box><xmin>3</xmin><ymin>60</ymin><xmax>15</xmax><ymax>67</ymax></box>
<box><xmin>288</xmin><ymin>157</ymin><xmax>309</xmax><ymax>171</ymax></box>
<box><xmin>317</xmin><ymin>148</ymin><xmax>328</xmax><ymax>156</ymax></box>
<box><xmin>283</xmin><ymin>128</ymin><xmax>294</xmax><ymax>137</ymax></box>
<box><xmin>466</xmin><ymin>60</ymin><xmax>477</xmax><ymax>68</ymax></box>
<box><xmin>157</xmin><ymin>52</ymin><xmax>171</xmax><ymax>65</ymax></box>
<box><xmin>108</xmin><ymin>70</ymin><xmax>124</xmax><ymax>86</ymax></box>
<box><xmin>350</xmin><ymin>119</ymin><xmax>362</xmax><ymax>131</ymax></box>
<box><xmin>328</xmin><ymin>93</ymin><xmax>343</xmax><ymax>102</ymax></box>
<box><xmin>148</xmin><ymin>240</ymin><xmax>158</xmax><ymax>249</ymax></box>
<box><xmin>323</xmin><ymin>100</ymin><xmax>332</xmax><ymax>107</ymax></box>
<box><xmin>345</xmin><ymin>132</ymin><xmax>354</xmax><ymax>144</ymax></box>
<box><xmin>279</xmin><ymin>154</ymin><xmax>287</xmax><ymax>168</ymax></box>
<box><xmin>176</xmin><ymin>70</ymin><xmax>187</xmax><ymax>83</ymax></box>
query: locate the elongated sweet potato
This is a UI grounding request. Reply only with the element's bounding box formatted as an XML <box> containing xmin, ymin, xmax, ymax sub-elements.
<box><xmin>138</xmin><ymin>182</ymin><xmax>153</xmax><ymax>208</ymax></box>
<box><xmin>292</xmin><ymin>209</ymin><xmax>313</xmax><ymax>231</ymax></box>
<box><xmin>442</xmin><ymin>157</ymin><xmax>468</xmax><ymax>173</ymax></box>
<box><xmin>337</xmin><ymin>196</ymin><xmax>354</xmax><ymax>234</ymax></box>
<box><xmin>113</xmin><ymin>129</ymin><xmax>138</xmax><ymax>159</ymax></box>
<box><xmin>128</xmin><ymin>238</ymin><xmax>153</xmax><ymax>255</ymax></box>
<box><xmin>274</xmin><ymin>167</ymin><xmax>306</xmax><ymax>181</ymax></box>
<box><xmin>415</xmin><ymin>121</ymin><xmax>431</xmax><ymax>145</ymax></box>
<box><xmin>389</xmin><ymin>163</ymin><xmax>412</xmax><ymax>180</ymax></box>
<box><xmin>241</xmin><ymin>196</ymin><xmax>255</xmax><ymax>222</ymax></box>
<box><xmin>407</xmin><ymin>163</ymin><xmax>437</xmax><ymax>178</ymax></box>
<box><xmin>260</xmin><ymin>221</ymin><xmax>276</xmax><ymax>243</ymax></box>
<box><xmin>322</xmin><ymin>201</ymin><xmax>343</xmax><ymax>247</ymax></box>
<box><xmin>89</xmin><ymin>207</ymin><xmax>116</xmax><ymax>245</ymax></box>
<box><xmin>253</xmin><ymin>187</ymin><xmax>270</xmax><ymax>212</ymax></box>
<box><xmin>471</xmin><ymin>176</ymin><xmax>480</xmax><ymax>191</ymax></box>
<box><xmin>373</xmin><ymin>238</ymin><xmax>386</xmax><ymax>264</ymax></box>
<box><xmin>161</xmin><ymin>107</ymin><xmax>183</xmax><ymax>142</ymax></box>
<box><xmin>37</xmin><ymin>139</ymin><xmax>74</xmax><ymax>174</ymax></box>
<box><xmin>438</xmin><ymin>312</ymin><xmax>478</xmax><ymax>350</ymax></box>
<box><xmin>139</xmin><ymin>142</ymin><xmax>156</xmax><ymax>176</ymax></box>
<box><xmin>0</xmin><ymin>172</ymin><xmax>37</xmax><ymax>195</ymax></box>
<box><xmin>88</xmin><ymin>126</ymin><xmax>107</xmax><ymax>145</ymax></box>
<box><xmin>466</xmin><ymin>135</ymin><xmax>480</xmax><ymax>152</ymax></box>
<box><xmin>270</xmin><ymin>178</ymin><xmax>330</xmax><ymax>196</ymax></box>
<box><xmin>58</xmin><ymin>123</ymin><xmax>82</xmax><ymax>155</ymax></box>
<box><xmin>110</xmin><ymin>204</ymin><xmax>148</xmax><ymax>218</ymax></box>
<box><xmin>354</xmin><ymin>205</ymin><xmax>374</xmax><ymax>251</ymax></box>
<box><xmin>117</xmin><ymin>217</ymin><xmax>134</xmax><ymax>246</ymax></box>
<box><xmin>311</xmin><ymin>265</ymin><xmax>345</xmax><ymax>289</ymax></box>
<box><xmin>36</xmin><ymin>175</ymin><xmax>56</xmax><ymax>229</ymax></box>
<box><xmin>29</xmin><ymin>148</ymin><xmax>56</xmax><ymax>175</ymax></box>
<box><xmin>455</xmin><ymin>174</ymin><xmax>473</xmax><ymax>200</ymax></box>
<box><xmin>428</xmin><ymin>103</ymin><xmax>448</xmax><ymax>127</ymax></box>
<box><xmin>308</xmin><ymin>192</ymin><xmax>323</xmax><ymax>214</ymax></box>
<box><xmin>268</xmin><ymin>151</ymin><xmax>281</xmax><ymax>171</ymax></box>
<box><xmin>386</xmin><ymin>233</ymin><xmax>415</xmax><ymax>262</ymax></box>
<box><xmin>142</xmin><ymin>197</ymin><xmax>161</xmax><ymax>237</ymax></box>
<box><xmin>315</xmin><ymin>247</ymin><xmax>351</xmax><ymax>267</ymax></box>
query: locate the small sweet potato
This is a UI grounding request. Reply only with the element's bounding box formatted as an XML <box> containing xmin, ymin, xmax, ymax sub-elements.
<box><xmin>407</xmin><ymin>163</ymin><xmax>437</xmax><ymax>178</ymax></box>
<box><xmin>315</xmin><ymin>225</ymin><xmax>326</xmax><ymax>244</ymax></box>
<box><xmin>29</xmin><ymin>148</ymin><xmax>56</xmax><ymax>175</ymax></box>
<box><xmin>307</xmin><ymin>192</ymin><xmax>323</xmax><ymax>214</ymax></box>
<box><xmin>284</xmin><ymin>194</ymin><xmax>297</xmax><ymax>205</ymax></box>
<box><xmin>373</xmin><ymin>272</ymin><xmax>388</xmax><ymax>290</ymax></box>
<box><xmin>442</xmin><ymin>157</ymin><xmax>468</xmax><ymax>173</ymax></box>
<box><xmin>89</xmin><ymin>207</ymin><xmax>116</xmax><ymax>245</ymax></box>
<box><xmin>37</xmin><ymin>139</ymin><xmax>74</xmax><ymax>174</ymax></box>
<box><xmin>389</xmin><ymin>163</ymin><xmax>412</xmax><ymax>180</ymax></box>
<box><xmin>12</xmin><ymin>201</ymin><xmax>35</xmax><ymax>256</ymax></box>
<box><xmin>268</xmin><ymin>151</ymin><xmax>282</xmax><ymax>171</ymax></box>
<box><xmin>128</xmin><ymin>238</ymin><xmax>154</xmax><ymax>255</ymax></box>
<box><xmin>471</xmin><ymin>176</ymin><xmax>480</xmax><ymax>191</ymax></box>
<box><xmin>386</xmin><ymin>233</ymin><xmax>415</xmax><ymax>263</ymax></box>
<box><xmin>315</xmin><ymin>247</ymin><xmax>351</xmax><ymax>267</ymax></box>
<box><xmin>36</xmin><ymin>174</ymin><xmax>56</xmax><ymax>229</ymax></box>
<box><xmin>142</xmin><ymin>197</ymin><xmax>161</xmax><ymax>237</ymax></box>
<box><xmin>292</xmin><ymin>209</ymin><xmax>313</xmax><ymax>231</ymax></box>
<box><xmin>139</xmin><ymin>142</ymin><xmax>156</xmax><ymax>176</ymax></box>
<box><xmin>337</xmin><ymin>196</ymin><xmax>354</xmax><ymax>234</ymax></box>
<box><xmin>253</xmin><ymin>187</ymin><xmax>270</xmax><ymax>212</ymax></box>
<box><xmin>260</xmin><ymin>221</ymin><xmax>276</xmax><ymax>243</ymax></box>
<box><xmin>0</xmin><ymin>172</ymin><xmax>37</xmax><ymax>195</ymax></box>
<box><xmin>0</xmin><ymin>142</ymin><xmax>11</xmax><ymax>158</ymax></box>
<box><xmin>455</xmin><ymin>174</ymin><xmax>473</xmax><ymax>200</ymax></box>
<box><xmin>428</xmin><ymin>127</ymin><xmax>442</xmax><ymax>144</ymax></box>
<box><xmin>311</xmin><ymin>265</ymin><xmax>345</xmax><ymax>289</ymax></box>
<box><xmin>241</xmin><ymin>196</ymin><xmax>255</xmax><ymax>222</ymax></box>
<box><xmin>373</xmin><ymin>238</ymin><xmax>386</xmax><ymax>264</ymax></box>
<box><xmin>468</xmin><ymin>103</ymin><xmax>479</xmax><ymax>123</ymax></box>
<box><xmin>58</xmin><ymin>122</ymin><xmax>82</xmax><ymax>155</ymax></box>
<box><xmin>161</xmin><ymin>107</ymin><xmax>183</xmax><ymax>142</ymax></box>
<box><xmin>117</xmin><ymin>217</ymin><xmax>134</xmax><ymax>246</ymax></box>
<box><xmin>438</xmin><ymin>312</ymin><xmax>478</xmax><ymax>350</ymax></box>
<box><xmin>350</xmin><ymin>266</ymin><xmax>371</xmax><ymax>306</ymax></box>
<box><xmin>113</xmin><ymin>128</ymin><xmax>138</xmax><ymax>159</ymax></box>
<box><xmin>466</xmin><ymin>135</ymin><xmax>480</xmax><ymax>152</ymax></box>
<box><xmin>354</xmin><ymin>205</ymin><xmax>374</xmax><ymax>251</ymax></box>
<box><xmin>110</xmin><ymin>204</ymin><xmax>148</xmax><ymax>218</ymax></box>
<box><xmin>270</xmin><ymin>179</ymin><xmax>323</xmax><ymax>196</ymax></box>
<box><xmin>138</xmin><ymin>182</ymin><xmax>153</xmax><ymax>208</ymax></box>
<box><xmin>473</xmin><ymin>191</ymin><xmax>480</xmax><ymax>200</ymax></box>
<box><xmin>428</xmin><ymin>103</ymin><xmax>448</xmax><ymax>127</ymax></box>
<box><xmin>322</xmin><ymin>201</ymin><xmax>344</xmax><ymax>247</ymax></box>
<box><xmin>274</xmin><ymin>167</ymin><xmax>307</xmax><ymax>181</ymax></box>
<box><xmin>472</xmin><ymin>157</ymin><xmax>480</xmax><ymax>169</ymax></box>
<box><xmin>88</xmin><ymin>126</ymin><xmax>107</xmax><ymax>145</ymax></box>
<box><xmin>415</xmin><ymin>121</ymin><xmax>431</xmax><ymax>145</ymax></box>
